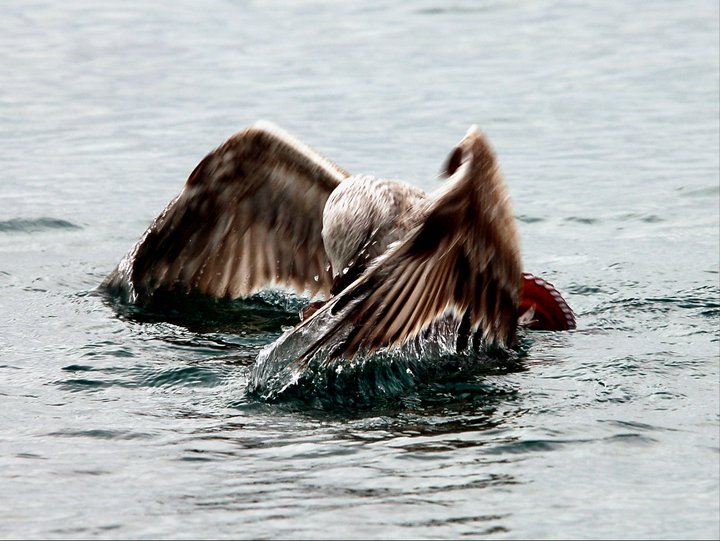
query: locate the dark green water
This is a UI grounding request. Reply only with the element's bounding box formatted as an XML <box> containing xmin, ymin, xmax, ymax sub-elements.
<box><xmin>1</xmin><ymin>1</ymin><xmax>718</xmax><ymax>539</ymax></box>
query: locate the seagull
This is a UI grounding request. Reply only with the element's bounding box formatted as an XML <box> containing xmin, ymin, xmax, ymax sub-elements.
<box><xmin>103</xmin><ymin>121</ymin><xmax>575</xmax><ymax>363</ymax></box>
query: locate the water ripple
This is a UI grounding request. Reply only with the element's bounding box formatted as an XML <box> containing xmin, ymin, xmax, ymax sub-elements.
<box><xmin>0</xmin><ymin>217</ymin><xmax>81</xmax><ymax>233</ymax></box>
<box><xmin>58</xmin><ymin>362</ymin><xmax>237</xmax><ymax>392</ymax></box>
<box><xmin>140</xmin><ymin>365</ymin><xmax>227</xmax><ymax>388</ymax></box>
<box><xmin>45</xmin><ymin>428</ymin><xmax>155</xmax><ymax>440</ymax></box>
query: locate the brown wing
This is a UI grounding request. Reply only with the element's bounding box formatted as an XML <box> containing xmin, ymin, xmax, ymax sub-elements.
<box><xmin>103</xmin><ymin>121</ymin><xmax>350</xmax><ymax>303</ymax></box>
<box><xmin>296</xmin><ymin>126</ymin><xmax>522</xmax><ymax>361</ymax></box>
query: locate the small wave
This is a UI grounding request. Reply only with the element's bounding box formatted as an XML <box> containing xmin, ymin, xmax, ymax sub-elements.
<box><xmin>59</xmin><ymin>362</ymin><xmax>237</xmax><ymax>392</ymax></box>
<box><xmin>617</xmin><ymin>212</ymin><xmax>665</xmax><ymax>223</ymax></box>
<box><xmin>46</xmin><ymin>429</ymin><xmax>154</xmax><ymax>440</ymax></box>
<box><xmin>516</xmin><ymin>214</ymin><xmax>544</xmax><ymax>224</ymax></box>
<box><xmin>0</xmin><ymin>217</ymin><xmax>81</xmax><ymax>233</ymax></box>
<box><xmin>565</xmin><ymin>216</ymin><xmax>599</xmax><ymax>225</ymax></box>
<box><xmin>566</xmin><ymin>284</ymin><xmax>614</xmax><ymax>296</ymax></box>
<box><xmin>599</xmin><ymin>419</ymin><xmax>680</xmax><ymax>433</ymax></box>
<box><xmin>484</xmin><ymin>438</ymin><xmax>567</xmax><ymax>454</ymax></box>
<box><xmin>140</xmin><ymin>365</ymin><xmax>227</xmax><ymax>388</ymax></box>
<box><xmin>56</xmin><ymin>378</ymin><xmax>127</xmax><ymax>393</ymax></box>
<box><xmin>676</xmin><ymin>184</ymin><xmax>720</xmax><ymax>199</ymax></box>
<box><xmin>416</xmin><ymin>5</ymin><xmax>496</xmax><ymax>15</ymax></box>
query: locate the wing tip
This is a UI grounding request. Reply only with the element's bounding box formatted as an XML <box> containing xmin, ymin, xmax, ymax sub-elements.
<box><xmin>242</xmin><ymin>120</ymin><xmax>349</xmax><ymax>183</ymax></box>
<box><xmin>465</xmin><ymin>124</ymin><xmax>481</xmax><ymax>138</ymax></box>
<box><xmin>463</xmin><ymin>124</ymin><xmax>493</xmax><ymax>152</ymax></box>
<box><xmin>442</xmin><ymin>125</ymin><xmax>495</xmax><ymax>178</ymax></box>
<box><xmin>249</xmin><ymin>119</ymin><xmax>283</xmax><ymax>136</ymax></box>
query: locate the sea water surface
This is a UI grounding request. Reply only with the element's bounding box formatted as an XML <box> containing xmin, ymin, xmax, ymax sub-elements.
<box><xmin>1</xmin><ymin>1</ymin><xmax>718</xmax><ymax>539</ymax></box>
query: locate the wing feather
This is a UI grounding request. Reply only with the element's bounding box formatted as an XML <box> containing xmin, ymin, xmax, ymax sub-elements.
<box><xmin>295</xmin><ymin>126</ymin><xmax>522</xmax><ymax>362</ymax></box>
<box><xmin>103</xmin><ymin>122</ymin><xmax>349</xmax><ymax>303</ymax></box>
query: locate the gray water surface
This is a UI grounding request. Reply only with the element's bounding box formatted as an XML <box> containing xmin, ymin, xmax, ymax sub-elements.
<box><xmin>1</xmin><ymin>1</ymin><xmax>719</xmax><ymax>539</ymax></box>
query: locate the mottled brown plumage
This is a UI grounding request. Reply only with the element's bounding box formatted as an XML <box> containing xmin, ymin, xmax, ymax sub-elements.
<box><xmin>104</xmin><ymin>122</ymin><xmax>527</xmax><ymax>359</ymax></box>
<box><xmin>103</xmin><ymin>122</ymin><xmax>348</xmax><ymax>301</ymax></box>
<box><xmin>291</xmin><ymin>126</ymin><xmax>522</xmax><ymax>362</ymax></box>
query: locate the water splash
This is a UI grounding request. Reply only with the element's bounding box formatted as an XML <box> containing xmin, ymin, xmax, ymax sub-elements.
<box><xmin>100</xmin><ymin>281</ymin><xmax>526</xmax><ymax>408</ymax></box>
<box><xmin>248</xmin><ymin>310</ymin><xmax>524</xmax><ymax>408</ymax></box>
